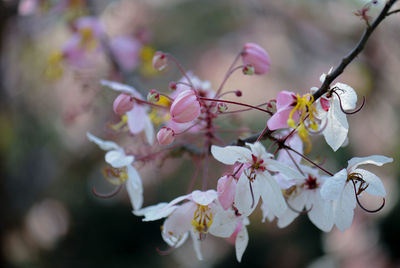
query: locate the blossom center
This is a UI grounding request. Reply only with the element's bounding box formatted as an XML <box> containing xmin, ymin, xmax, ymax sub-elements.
<box><xmin>304</xmin><ymin>175</ymin><xmax>319</xmax><ymax>190</ymax></box>
<box><xmin>191</xmin><ymin>204</ymin><xmax>213</xmax><ymax>235</ymax></box>
<box><xmin>79</xmin><ymin>27</ymin><xmax>97</xmax><ymax>51</ymax></box>
<box><xmin>102</xmin><ymin>166</ymin><xmax>128</xmax><ymax>185</ymax></box>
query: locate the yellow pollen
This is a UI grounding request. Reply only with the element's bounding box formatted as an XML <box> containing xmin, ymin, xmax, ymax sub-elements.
<box><xmin>79</xmin><ymin>27</ymin><xmax>97</xmax><ymax>51</ymax></box>
<box><xmin>102</xmin><ymin>166</ymin><xmax>129</xmax><ymax>185</ymax></box>
<box><xmin>45</xmin><ymin>51</ymin><xmax>64</xmax><ymax>80</ymax></box>
<box><xmin>110</xmin><ymin>115</ymin><xmax>129</xmax><ymax>131</ymax></box>
<box><xmin>191</xmin><ymin>204</ymin><xmax>213</xmax><ymax>234</ymax></box>
<box><xmin>287</xmin><ymin>93</ymin><xmax>318</xmax><ymax>153</ymax></box>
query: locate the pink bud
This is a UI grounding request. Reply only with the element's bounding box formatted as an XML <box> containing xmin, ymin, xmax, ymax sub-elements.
<box><xmin>169</xmin><ymin>81</ymin><xmax>177</xmax><ymax>90</ymax></box>
<box><xmin>241</xmin><ymin>43</ymin><xmax>271</xmax><ymax>75</ymax></box>
<box><xmin>113</xmin><ymin>93</ymin><xmax>133</xmax><ymax>115</ymax></box>
<box><xmin>170</xmin><ymin>90</ymin><xmax>201</xmax><ymax>123</ymax></box>
<box><xmin>152</xmin><ymin>51</ymin><xmax>168</xmax><ymax>71</ymax></box>
<box><xmin>242</xmin><ymin>64</ymin><xmax>255</xmax><ymax>75</ymax></box>
<box><xmin>217</xmin><ymin>175</ymin><xmax>236</xmax><ymax>210</ymax></box>
<box><xmin>157</xmin><ymin>127</ymin><xmax>175</xmax><ymax>146</ymax></box>
<box><xmin>235</xmin><ymin>90</ymin><xmax>242</xmax><ymax>97</ymax></box>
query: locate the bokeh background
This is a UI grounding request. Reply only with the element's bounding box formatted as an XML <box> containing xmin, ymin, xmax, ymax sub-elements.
<box><xmin>1</xmin><ymin>0</ymin><xmax>400</xmax><ymax>267</ymax></box>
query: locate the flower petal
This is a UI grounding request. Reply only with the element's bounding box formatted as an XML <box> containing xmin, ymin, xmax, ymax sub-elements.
<box><xmin>320</xmin><ymin>169</ymin><xmax>347</xmax><ymax>200</ymax></box>
<box><xmin>105</xmin><ymin>150</ymin><xmax>134</xmax><ymax>168</ymax></box>
<box><xmin>322</xmin><ymin>97</ymin><xmax>348</xmax><ymax>151</ymax></box>
<box><xmin>101</xmin><ymin>79</ymin><xmax>138</xmax><ymax>96</ymax></box>
<box><xmin>235</xmin><ymin>224</ymin><xmax>249</xmax><ymax>262</ymax></box>
<box><xmin>334</xmin><ymin>82</ymin><xmax>357</xmax><ymax>110</ymax></box>
<box><xmin>334</xmin><ymin>183</ymin><xmax>356</xmax><ymax>231</ymax></box>
<box><xmin>307</xmin><ymin>192</ymin><xmax>334</xmax><ymax>232</ymax></box>
<box><xmin>353</xmin><ymin>168</ymin><xmax>386</xmax><ymax>197</ymax></box>
<box><xmin>191</xmin><ymin>190</ymin><xmax>217</xmax><ymax>206</ymax></box>
<box><xmin>209</xmin><ymin>205</ymin><xmax>237</xmax><ymax>238</ymax></box>
<box><xmin>258</xmin><ymin>172</ymin><xmax>287</xmax><ymax>217</ymax></box>
<box><xmin>87</xmin><ymin>132</ymin><xmax>121</xmax><ymax>151</ymax></box>
<box><xmin>190</xmin><ymin>230</ymin><xmax>203</xmax><ymax>261</ymax></box>
<box><xmin>264</xmin><ymin>158</ymin><xmax>304</xmax><ymax>180</ymax></box>
<box><xmin>163</xmin><ymin>202</ymin><xmax>196</xmax><ymax>243</ymax></box>
<box><xmin>143</xmin><ymin>116</ymin><xmax>155</xmax><ymax>144</ymax></box>
<box><xmin>211</xmin><ymin>145</ymin><xmax>252</xmax><ymax>165</ymax></box>
<box><xmin>126</xmin><ymin>166</ymin><xmax>143</xmax><ymax>211</ymax></box>
<box><xmin>126</xmin><ymin>105</ymin><xmax>147</xmax><ymax>134</ymax></box>
<box><xmin>347</xmin><ymin>155</ymin><xmax>393</xmax><ymax>171</ymax></box>
<box><xmin>234</xmin><ymin>174</ymin><xmax>260</xmax><ymax>216</ymax></box>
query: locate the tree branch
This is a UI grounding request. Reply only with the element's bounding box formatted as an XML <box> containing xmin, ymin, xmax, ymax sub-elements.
<box><xmin>312</xmin><ymin>0</ymin><xmax>398</xmax><ymax>101</ymax></box>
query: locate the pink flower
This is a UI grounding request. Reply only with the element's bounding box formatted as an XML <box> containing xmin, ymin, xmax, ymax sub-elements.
<box><xmin>241</xmin><ymin>43</ymin><xmax>271</xmax><ymax>75</ymax></box>
<box><xmin>109</xmin><ymin>36</ymin><xmax>141</xmax><ymax>71</ymax></box>
<box><xmin>170</xmin><ymin>90</ymin><xmax>201</xmax><ymax>123</ymax></box>
<box><xmin>152</xmin><ymin>51</ymin><xmax>168</xmax><ymax>71</ymax></box>
<box><xmin>267</xmin><ymin>90</ymin><xmax>298</xmax><ymax>130</ymax></box>
<box><xmin>113</xmin><ymin>93</ymin><xmax>134</xmax><ymax>116</ymax></box>
<box><xmin>217</xmin><ymin>175</ymin><xmax>237</xmax><ymax>210</ymax></box>
<box><xmin>157</xmin><ymin>127</ymin><xmax>175</xmax><ymax>146</ymax></box>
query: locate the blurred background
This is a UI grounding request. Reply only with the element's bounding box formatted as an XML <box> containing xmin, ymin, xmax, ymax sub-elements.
<box><xmin>1</xmin><ymin>0</ymin><xmax>399</xmax><ymax>267</ymax></box>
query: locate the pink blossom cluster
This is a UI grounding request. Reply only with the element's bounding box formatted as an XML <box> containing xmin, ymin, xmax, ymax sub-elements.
<box><xmin>87</xmin><ymin>42</ymin><xmax>393</xmax><ymax>262</ymax></box>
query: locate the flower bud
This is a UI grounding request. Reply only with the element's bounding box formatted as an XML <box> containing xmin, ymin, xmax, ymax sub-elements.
<box><xmin>217</xmin><ymin>103</ymin><xmax>228</xmax><ymax>113</ymax></box>
<box><xmin>157</xmin><ymin>127</ymin><xmax>175</xmax><ymax>146</ymax></box>
<box><xmin>169</xmin><ymin>81</ymin><xmax>177</xmax><ymax>90</ymax></box>
<box><xmin>235</xmin><ymin>90</ymin><xmax>242</xmax><ymax>97</ymax></box>
<box><xmin>147</xmin><ymin>89</ymin><xmax>160</xmax><ymax>103</ymax></box>
<box><xmin>113</xmin><ymin>93</ymin><xmax>133</xmax><ymax>115</ymax></box>
<box><xmin>170</xmin><ymin>90</ymin><xmax>201</xmax><ymax>123</ymax></box>
<box><xmin>242</xmin><ymin>64</ymin><xmax>255</xmax><ymax>75</ymax></box>
<box><xmin>241</xmin><ymin>43</ymin><xmax>271</xmax><ymax>75</ymax></box>
<box><xmin>152</xmin><ymin>51</ymin><xmax>168</xmax><ymax>71</ymax></box>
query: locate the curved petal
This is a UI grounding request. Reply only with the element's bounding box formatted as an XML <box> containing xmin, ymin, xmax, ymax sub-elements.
<box><xmin>260</xmin><ymin>203</ymin><xmax>275</xmax><ymax>223</ymax></box>
<box><xmin>246</xmin><ymin>142</ymin><xmax>270</xmax><ymax>158</ymax></box>
<box><xmin>322</xmin><ymin>97</ymin><xmax>348</xmax><ymax>151</ymax></box>
<box><xmin>162</xmin><ymin>228</ymin><xmax>188</xmax><ymax>248</ymax></box>
<box><xmin>163</xmin><ymin>202</ymin><xmax>196</xmax><ymax>243</ymax></box>
<box><xmin>87</xmin><ymin>132</ymin><xmax>120</xmax><ymax>151</ymax></box>
<box><xmin>267</xmin><ymin>107</ymin><xmax>293</xmax><ymax>130</ymax></box>
<box><xmin>105</xmin><ymin>150</ymin><xmax>134</xmax><ymax>168</ymax></box>
<box><xmin>258</xmin><ymin>173</ymin><xmax>287</xmax><ymax>217</ymax></box>
<box><xmin>143</xmin><ymin>116</ymin><xmax>155</xmax><ymax>144</ymax></box>
<box><xmin>348</xmin><ymin>155</ymin><xmax>393</xmax><ymax>171</ymax></box>
<box><xmin>133</xmin><ymin>202</ymin><xmax>178</xmax><ymax>222</ymax></box>
<box><xmin>235</xmin><ymin>224</ymin><xmax>249</xmax><ymax>263</ymax></box>
<box><xmin>126</xmin><ymin>166</ymin><xmax>143</xmax><ymax>211</ymax></box>
<box><xmin>334</xmin><ymin>183</ymin><xmax>356</xmax><ymax>231</ymax></box>
<box><xmin>277</xmin><ymin>191</ymin><xmax>305</xmax><ymax>228</ymax></box>
<box><xmin>101</xmin><ymin>79</ymin><xmax>140</xmax><ymax>96</ymax></box>
<box><xmin>190</xmin><ymin>230</ymin><xmax>203</xmax><ymax>261</ymax></box>
<box><xmin>353</xmin><ymin>168</ymin><xmax>386</xmax><ymax>197</ymax></box>
<box><xmin>320</xmin><ymin>169</ymin><xmax>347</xmax><ymax>200</ymax></box>
<box><xmin>211</xmin><ymin>145</ymin><xmax>252</xmax><ymax>165</ymax></box>
<box><xmin>217</xmin><ymin>175</ymin><xmax>236</xmax><ymax>210</ymax></box>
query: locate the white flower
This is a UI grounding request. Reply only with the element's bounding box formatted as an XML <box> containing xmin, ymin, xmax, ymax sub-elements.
<box><xmin>87</xmin><ymin>132</ymin><xmax>143</xmax><ymax>211</ymax></box>
<box><xmin>266</xmin><ymin>165</ymin><xmax>334</xmax><ymax>232</ymax></box>
<box><xmin>320</xmin><ymin>155</ymin><xmax>393</xmax><ymax>231</ymax></box>
<box><xmin>314</xmin><ymin>72</ymin><xmax>358</xmax><ymax>151</ymax></box>
<box><xmin>101</xmin><ymin>80</ymin><xmax>154</xmax><ymax>144</ymax></box>
<box><xmin>135</xmin><ymin>190</ymin><xmax>239</xmax><ymax>260</ymax></box>
<box><xmin>211</xmin><ymin>142</ymin><xmax>304</xmax><ymax>217</ymax></box>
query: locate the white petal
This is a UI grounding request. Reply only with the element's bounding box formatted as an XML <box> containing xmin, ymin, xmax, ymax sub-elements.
<box><xmin>126</xmin><ymin>105</ymin><xmax>147</xmax><ymax>134</ymax></box>
<box><xmin>348</xmin><ymin>155</ymin><xmax>393</xmax><ymax>171</ymax></box>
<box><xmin>126</xmin><ymin>166</ymin><xmax>143</xmax><ymax>211</ymax></box>
<box><xmin>101</xmin><ymin>79</ymin><xmax>138</xmax><ymax>95</ymax></box>
<box><xmin>190</xmin><ymin>230</ymin><xmax>203</xmax><ymax>261</ymax></box>
<box><xmin>322</xmin><ymin>98</ymin><xmax>348</xmax><ymax>151</ymax></box>
<box><xmin>258</xmin><ymin>173</ymin><xmax>287</xmax><ymax>217</ymax></box>
<box><xmin>334</xmin><ymin>183</ymin><xmax>356</xmax><ymax>231</ymax></box>
<box><xmin>334</xmin><ymin>82</ymin><xmax>357</xmax><ymax>110</ymax></box>
<box><xmin>320</xmin><ymin>169</ymin><xmax>347</xmax><ymax>200</ymax></box>
<box><xmin>211</xmin><ymin>145</ymin><xmax>252</xmax><ymax>165</ymax></box>
<box><xmin>105</xmin><ymin>150</ymin><xmax>134</xmax><ymax>168</ymax></box>
<box><xmin>264</xmin><ymin>159</ymin><xmax>304</xmax><ymax>180</ymax></box>
<box><xmin>133</xmin><ymin>202</ymin><xmax>177</xmax><ymax>221</ymax></box>
<box><xmin>235</xmin><ymin>224</ymin><xmax>249</xmax><ymax>262</ymax></box>
<box><xmin>162</xmin><ymin>228</ymin><xmax>188</xmax><ymax>248</ymax></box>
<box><xmin>133</xmin><ymin>202</ymin><xmax>168</xmax><ymax>216</ymax></box>
<box><xmin>277</xmin><ymin>192</ymin><xmax>305</xmax><ymax>228</ymax></box>
<box><xmin>234</xmin><ymin>174</ymin><xmax>260</xmax><ymax>216</ymax></box>
<box><xmin>209</xmin><ymin>205</ymin><xmax>237</xmax><ymax>238</ymax></box>
<box><xmin>307</xmin><ymin>192</ymin><xmax>334</xmax><ymax>232</ymax></box>
<box><xmin>87</xmin><ymin>132</ymin><xmax>121</xmax><ymax>151</ymax></box>
<box><xmin>163</xmin><ymin>202</ymin><xmax>196</xmax><ymax>242</ymax></box>
<box><xmin>191</xmin><ymin>190</ymin><xmax>217</xmax><ymax>206</ymax></box>
<box><xmin>143</xmin><ymin>116</ymin><xmax>154</xmax><ymax>144</ymax></box>
<box><xmin>246</xmin><ymin>142</ymin><xmax>270</xmax><ymax>158</ymax></box>
<box><xmin>353</xmin><ymin>168</ymin><xmax>386</xmax><ymax>196</ymax></box>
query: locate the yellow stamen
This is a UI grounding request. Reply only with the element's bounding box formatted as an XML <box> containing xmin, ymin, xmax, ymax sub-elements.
<box><xmin>45</xmin><ymin>51</ymin><xmax>64</xmax><ymax>80</ymax></box>
<box><xmin>191</xmin><ymin>204</ymin><xmax>213</xmax><ymax>234</ymax></box>
<box><xmin>109</xmin><ymin>115</ymin><xmax>129</xmax><ymax>131</ymax></box>
<box><xmin>79</xmin><ymin>27</ymin><xmax>97</xmax><ymax>51</ymax></box>
<box><xmin>102</xmin><ymin>166</ymin><xmax>129</xmax><ymax>185</ymax></box>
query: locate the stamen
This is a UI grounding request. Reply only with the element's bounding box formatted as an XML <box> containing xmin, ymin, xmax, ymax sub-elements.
<box><xmin>333</xmin><ymin>91</ymin><xmax>366</xmax><ymax>115</ymax></box>
<box><xmin>351</xmin><ymin>179</ymin><xmax>385</xmax><ymax>213</ymax></box>
<box><xmin>249</xmin><ymin>180</ymin><xmax>255</xmax><ymax>208</ymax></box>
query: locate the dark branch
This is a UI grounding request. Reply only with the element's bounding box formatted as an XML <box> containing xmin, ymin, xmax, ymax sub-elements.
<box><xmin>312</xmin><ymin>0</ymin><xmax>398</xmax><ymax>101</ymax></box>
<box><xmin>387</xmin><ymin>8</ymin><xmax>400</xmax><ymax>16</ymax></box>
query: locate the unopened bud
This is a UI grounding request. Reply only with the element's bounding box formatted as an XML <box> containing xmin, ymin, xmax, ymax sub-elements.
<box><xmin>169</xmin><ymin>82</ymin><xmax>177</xmax><ymax>90</ymax></box>
<box><xmin>170</xmin><ymin>90</ymin><xmax>201</xmax><ymax>123</ymax></box>
<box><xmin>157</xmin><ymin>127</ymin><xmax>175</xmax><ymax>146</ymax></box>
<box><xmin>235</xmin><ymin>90</ymin><xmax>242</xmax><ymax>97</ymax></box>
<box><xmin>242</xmin><ymin>65</ymin><xmax>255</xmax><ymax>75</ymax></box>
<box><xmin>113</xmin><ymin>93</ymin><xmax>134</xmax><ymax>115</ymax></box>
<box><xmin>217</xmin><ymin>103</ymin><xmax>228</xmax><ymax>113</ymax></box>
<box><xmin>152</xmin><ymin>51</ymin><xmax>168</xmax><ymax>71</ymax></box>
<box><xmin>241</xmin><ymin>43</ymin><xmax>271</xmax><ymax>75</ymax></box>
<box><xmin>147</xmin><ymin>89</ymin><xmax>160</xmax><ymax>102</ymax></box>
